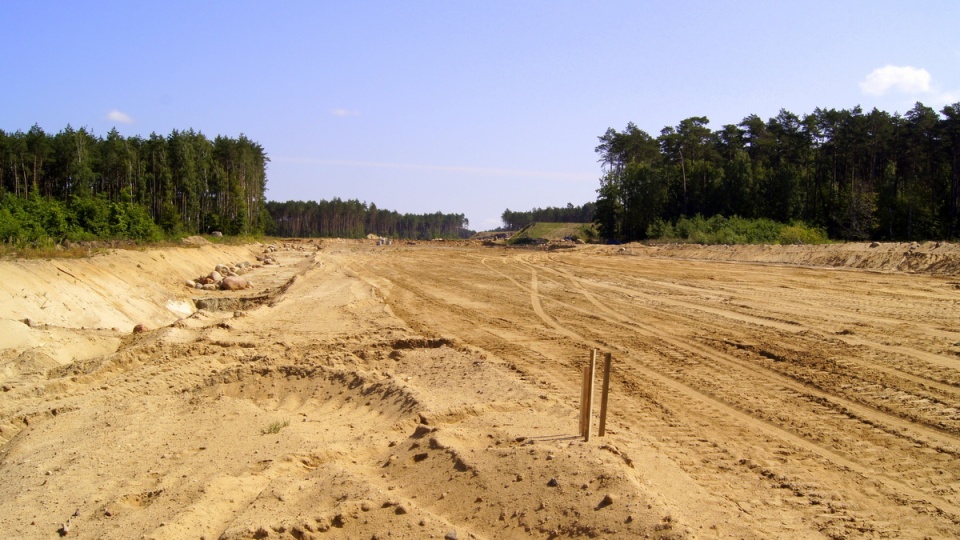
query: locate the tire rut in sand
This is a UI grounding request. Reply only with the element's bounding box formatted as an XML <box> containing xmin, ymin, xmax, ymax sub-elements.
<box><xmin>379</xmin><ymin>250</ymin><xmax>960</xmax><ymax>536</ymax></box>
<box><xmin>307</xmin><ymin>246</ymin><xmax>960</xmax><ymax>538</ymax></box>
<box><xmin>524</xmin><ymin>258</ymin><xmax>960</xmax><ymax>510</ymax></box>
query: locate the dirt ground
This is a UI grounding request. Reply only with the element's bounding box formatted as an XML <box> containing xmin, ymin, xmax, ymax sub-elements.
<box><xmin>1</xmin><ymin>238</ymin><xmax>960</xmax><ymax>539</ymax></box>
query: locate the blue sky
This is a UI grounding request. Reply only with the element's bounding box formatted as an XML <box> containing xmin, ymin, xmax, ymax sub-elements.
<box><xmin>3</xmin><ymin>1</ymin><xmax>959</xmax><ymax>231</ymax></box>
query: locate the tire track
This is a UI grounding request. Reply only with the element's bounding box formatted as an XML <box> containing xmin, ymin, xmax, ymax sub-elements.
<box><xmin>501</xmin><ymin>256</ymin><xmax>960</xmax><ymax>520</ymax></box>
<box><xmin>352</xmin><ymin>249</ymin><xmax>960</xmax><ymax>535</ymax></box>
<box><xmin>537</xmin><ymin>254</ymin><xmax>960</xmax><ymax>430</ymax></box>
<box><xmin>545</xmin><ymin>253</ymin><xmax>960</xmax><ymax>383</ymax></box>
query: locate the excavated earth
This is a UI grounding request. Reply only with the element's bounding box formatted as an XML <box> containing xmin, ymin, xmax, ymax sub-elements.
<box><xmin>1</xmin><ymin>238</ymin><xmax>960</xmax><ymax>539</ymax></box>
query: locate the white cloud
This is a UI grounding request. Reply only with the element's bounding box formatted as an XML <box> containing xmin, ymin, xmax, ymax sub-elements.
<box><xmin>106</xmin><ymin>109</ymin><xmax>134</xmax><ymax>124</ymax></box>
<box><xmin>330</xmin><ymin>108</ymin><xmax>360</xmax><ymax>117</ymax></box>
<box><xmin>937</xmin><ymin>90</ymin><xmax>960</xmax><ymax>105</ymax></box>
<box><xmin>860</xmin><ymin>65</ymin><xmax>931</xmax><ymax>96</ymax></box>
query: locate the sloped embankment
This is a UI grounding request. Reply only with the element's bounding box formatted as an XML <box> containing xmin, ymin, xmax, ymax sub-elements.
<box><xmin>627</xmin><ymin>241</ymin><xmax>960</xmax><ymax>275</ymax></box>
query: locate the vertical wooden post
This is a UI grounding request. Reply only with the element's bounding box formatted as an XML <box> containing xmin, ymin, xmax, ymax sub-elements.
<box><xmin>598</xmin><ymin>352</ymin><xmax>612</xmax><ymax>436</ymax></box>
<box><xmin>579</xmin><ymin>365</ymin><xmax>589</xmax><ymax>437</ymax></box>
<box><xmin>584</xmin><ymin>349</ymin><xmax>597</xmax><ymax>442</ymax></box>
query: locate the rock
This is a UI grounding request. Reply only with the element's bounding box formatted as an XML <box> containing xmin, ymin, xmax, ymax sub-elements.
<box><xmin>215</xmin><ymin>264</ymin><xmax>230</xmax><ymax>274</ymax></box>
<box><xmin>211</xmin><ymin>231</ymin><xmax>223</xmax><ymax>237</ymax></box>
<box><xmin>220</xmin><ymin>276</ymin><xmax>250</xmax><ymax>291</ymax></box>
<box><xmin>547</xmin><ymin>477</ymin><xmax>558</xmax><ymax>487</ymax></box>
<box><xmin>133</xmin><ymin>323</ymin><xmax>147</xmax><ymax>334</ymax></box>
<box><xmin>208</xmin><ymin>271</ymin><xmax>224</xmax><ymax>282</ymax></box>
<box><xmin>202</xmin><ymin>283</ymin><xmax>219</xmax><ymax>291</ymax></box>
<box><xmin>869</xmin><ymin>242</ymin><xmax>880</xmax><ymax>248</ymax></box>
<box><xmin>444</xmin><ymin>531</ymin><xmax>458</xmax><ymax>540</ymax></box>
<box><xmin>600</xmin><ymin>493</ymin><xmax>615</xmax><ymax>507</ymax></box>
<box><xmin>185</xmin><ymin>280</ymin><xmax>196</xmax><ymax>288</ymax></box>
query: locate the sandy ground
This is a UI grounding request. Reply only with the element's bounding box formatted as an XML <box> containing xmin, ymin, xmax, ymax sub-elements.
<box><xmin>1</xmin><ymin>238</ymin><xmax>960</xmax><ymax>539</ymax></box>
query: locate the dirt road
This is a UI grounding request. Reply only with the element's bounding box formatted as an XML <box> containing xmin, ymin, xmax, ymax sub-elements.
<box><xmin>1</xmin><ymin>240</ymin><xmax>959</xmax><ymax>539</ymax></box>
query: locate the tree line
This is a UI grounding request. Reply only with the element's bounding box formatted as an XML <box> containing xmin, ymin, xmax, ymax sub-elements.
<box><xmin>0</xmin><ymin>125</ymin><xmax>269</xmax><ymax>242</ymax></box>
<box><xmin>0</xmin><ymin>124</ymin><xmax>476</xmax><ymax>244</ymax></box>
<box><xmin>266</xmin><ymin>199</ymin><xmax>472</xmax><ymax>239</ymax></box>
<box><xmin>595</xmin><ymin>102</ymin><xmax>960</xmax><ymax>242</ymax></box>
<box><xmin>500</xmin><ymin>202</ymin><xmax>596</xmax><ymax>231</ymax></box>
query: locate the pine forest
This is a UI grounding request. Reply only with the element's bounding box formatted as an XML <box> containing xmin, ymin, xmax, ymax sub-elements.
<box><xmin>594</xmin><ymin>102</ymin><xmax>960</xmax><ymax>242</ymax></box>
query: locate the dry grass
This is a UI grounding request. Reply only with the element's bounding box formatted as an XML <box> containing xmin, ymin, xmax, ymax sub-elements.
<box><xmin>261</xmin><ymin>419</ymin><xmax>290</xmax><ymax>435</ymax></box>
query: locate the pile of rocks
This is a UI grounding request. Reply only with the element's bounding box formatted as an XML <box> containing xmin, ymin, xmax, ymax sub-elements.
<box><xmin>186</xmin><ymin>262</ymin><xmax>255</xmax><ymax>291</ymax></box>
<box><xmin>257</xmin><ymin>249</ymin><xmax>279</xmax><ymax>265</ymax></box>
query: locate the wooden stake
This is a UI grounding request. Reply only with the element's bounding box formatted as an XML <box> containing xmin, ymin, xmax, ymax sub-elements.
<box><xmin>598</xmin><ymin>352</ymin><xmax>612</xmax><ymax>436</ymax></box>
<box><xmin>579</xmin><ymin>365</ymin><xmax>589</xmax><ymax>437</ymax></box>
<box><xmin>584</xmin><ymin>349</ymin><xmax>597</xmax><ymax>442</ymax></box>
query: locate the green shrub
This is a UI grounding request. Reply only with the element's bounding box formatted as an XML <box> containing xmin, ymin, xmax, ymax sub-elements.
<box><xmin>0</xmin><ymin>193</ymin><xmax>164</xmax><ymax>247</ymax></box>
<box><xmin>645</xmin><ymin>214</ymin><xmax>830</xmax><ymax>245</ymax></box>
<box><xmin>778</xmin><ymin>223</ymin><xmax>829</xmax><ymax>245</ymax></box>
<box><xmin>577</xmin><ymin>223</ymin><xmax>598</xmax><ymax>242</ymax></box>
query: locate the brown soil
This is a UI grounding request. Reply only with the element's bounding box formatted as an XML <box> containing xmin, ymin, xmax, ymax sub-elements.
<box><xmin>1</xmin><ymin>239</ymin><xmax>959</xmax><ymax>539</ymax></box>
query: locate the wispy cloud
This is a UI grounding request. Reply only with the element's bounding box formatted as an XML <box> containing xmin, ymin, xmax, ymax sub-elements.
<box><xmin>330</xmin><ymin>108</ymin><xmax>360</xmax><ymax>117</ymax></box>
<box><xmin>860</xmin><ymin>65</ymin><xmax>960</xmax><ymax>108</ymax></box>
<box><xmin>106</xmin><ymin>109</ymin><xmax>134</xmax><ymax>124</ymax></box>
<box><xmin>860</xmin><ymin>65</ymin><xmax>931</xmax><ymax>96</ymax></box>
<box><xmin>274</xmin><ymin>157</ymin><xmax>595</xmax><ymax>182</ymax></box>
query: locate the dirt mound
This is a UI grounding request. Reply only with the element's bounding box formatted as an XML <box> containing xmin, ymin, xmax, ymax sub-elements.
<box><xmin>604</xmin><ymin>240</ymin><xmax>960</xmax><ymax>275</ymax></box>
<box><xmin>180</xmin><ymin>235</ymin><xmax>212</xmax><ymax>246</ymax></box>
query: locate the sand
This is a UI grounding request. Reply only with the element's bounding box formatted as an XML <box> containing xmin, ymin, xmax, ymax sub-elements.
<box><xmin>1</xmin><ymin>238</ymin><xmax>959</xmax><ymax>539</ymax></box>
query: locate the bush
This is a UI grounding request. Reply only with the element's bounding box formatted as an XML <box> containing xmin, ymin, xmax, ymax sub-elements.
<box><xmin>646</xmin><ymin>219</ymin><xmax>674</xmax><ymax>239</ymax></box>
<box><xmin>577</xmin><ymin>223</ymin><xmax>599</xmax><ymax>242</ymax></box>
<box><xmin>778</xmin><ymin>223</ymin><xmax>829</xmax><ymax>245</ymax></box>
<box><xmin>0</xmin><ymin>193</ymin><xmax>164</xmax><ymax>247</ymax></box>
<box><xmin>646</xmin><ymin>214</ymin><xmax>831</xmax><ymax>245</ymax></box>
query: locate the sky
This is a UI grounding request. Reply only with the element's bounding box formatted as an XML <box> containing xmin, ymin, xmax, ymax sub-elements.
<box><xmin>3</xmin><ymin>1</ymin><xmax>959</xmax><ymax>231</ymax></box>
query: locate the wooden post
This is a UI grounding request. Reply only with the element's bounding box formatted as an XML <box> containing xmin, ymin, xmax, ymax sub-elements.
<box><xmin>584</xmin><ymin>349</ymin><xmax>597</xmax><ymax>442</ymax></box>
<box><xmin>598</xmin><ymin>352</ymin><xmax>612</xmax><ymax>436</ymax></box>
<box><xmin>579</xmin><ymin>365</ymin><xmax>589</xmax><ymax>437</ymax></box>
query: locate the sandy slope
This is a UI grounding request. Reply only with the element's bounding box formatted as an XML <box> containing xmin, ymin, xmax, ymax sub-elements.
<box><xmin>1</xmin><ymin>239</ymin><xmax>959</xmax><ymax>539</ymax></box>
